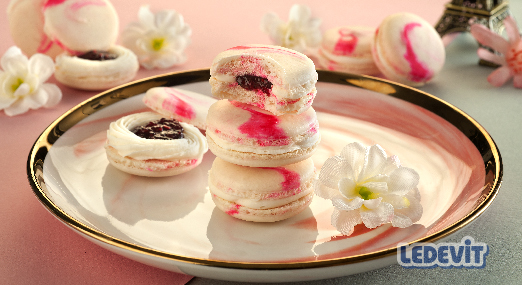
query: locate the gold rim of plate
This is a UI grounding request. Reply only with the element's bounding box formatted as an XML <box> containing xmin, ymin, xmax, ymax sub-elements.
<box><xmin>27</xmin><ymin>68</ymin><xmax>502</xmax><ymax>270</ymax></box>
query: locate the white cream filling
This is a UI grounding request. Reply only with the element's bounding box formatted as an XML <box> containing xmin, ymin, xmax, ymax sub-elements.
<box><xmin>207</xmin><ymin>130</ymin><xmax>320</xmax><ymax>155</ymax></box>
<box><xmin>106</xmin><ymin>112</ymin><xmax>208</xmax><ymax>161</ymax></box>
<box><xmin>209</xmin><ymin>183</ymin><xmax>313</xmax><ymax>209</ymax></box>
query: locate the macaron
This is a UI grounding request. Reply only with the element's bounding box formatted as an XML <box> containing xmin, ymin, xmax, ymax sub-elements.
<box><xmin>42</xmin><ymin>0</ymin><xmax>119</xmax><ymax>54</ymax></box>
<box><xmin>105</xmin><ymin>112</ymin><xmax>208</xmax><ymax>177</ymax></box>
<box><xmin>7</xmin><ymin>0</ymin><xmax>63</xmax><ymax>58</ymax></box>
<box><xmin>143</xmin><ymin>87</ymin><xmax>217</xmax><ymax>130</ymax></box>
<box><xmin>209</xmin><ymin>157</ymin><xmax>315</xmax><ymax>222</ymax></box>
<box><xmin>372</xmin><ymin>12</ymin><xmax>445</xmax><ymax>86</ymax></box>
<box><xmin>205</xmin><ymin>99</ymin><xmax>320</xmax><ymax>168</ymax></box>
<box><xmin>54</xmin><ymin>46</ymin><xmax>139</xmax><ymax>90</ymax></box>
<box><xmin>317</xmin><ymin>26</ymin><xmax>380</xmax><ymax>75</ymax></box>
<box><xmin>209</xmin><ymin>44</ymin><xmax>318</xmax><ymax>116</ymax></box>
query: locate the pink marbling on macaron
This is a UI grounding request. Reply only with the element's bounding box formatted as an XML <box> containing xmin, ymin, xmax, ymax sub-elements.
<box><xmin>206</xmin><ymin>99</ymin><xmax>320</xmax><ymax>167</ymax></box>
<box><xmin>143</xmin><ymin>87</ymin><xmax>217</xmax><ymax>130</ymax></box>
<box><xmin>372</xmin><ymin>13</ymin><xmax>445</xmax><ymax>86</ymax></box>
<box><xmin>318</xmin><ymin>26</ymin><xmax>380</xmax><ymax>75</ymax></box>
<box><xmin>209</xmin><ymin>157</ymin><xmax>315</xmax><ymax>222</ymax></box>
<box><xmin>210</xmin><ymin>44</ymin><xmax>318</xmax><ymax>116</ymax></box>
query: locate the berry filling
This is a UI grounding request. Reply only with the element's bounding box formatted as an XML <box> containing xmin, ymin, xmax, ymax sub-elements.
<box><xmin>78</xmin><ymin>50</ymin><xmax>118</xmax><ymax>61</ymax></box>
<box><xmin>236</xmin><ymin>74</ymin><xmax>273</xmax><ymax>95</ymax></box>
<box><xmin>132</xmin><ymin>118</ymin><xmax>184</xmax><ymax>140</ymax></box>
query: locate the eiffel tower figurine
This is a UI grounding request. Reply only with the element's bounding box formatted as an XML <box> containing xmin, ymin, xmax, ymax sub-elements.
<box><xmin>435</xmin><ymin>0</ymin><xmax>511</xmax><ymax>66</ymax></box>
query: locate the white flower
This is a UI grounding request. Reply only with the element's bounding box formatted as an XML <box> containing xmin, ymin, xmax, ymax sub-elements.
<box><xmin>0</xmin><ymin>46</ymin><xmax>62</xmax><ymax>116</ymax></box>
<box><xmin>261</xmin><ymin>4</ymin><xmax>322</xmax><ymax>53</ymax></box>
<box><xmin>316</xmin><ymin>142</ymin><xmax>422</xmax><ymax>236</ymax></box>
<box><xmin>122</xmin><ymin>5</ymin><xmax>191</xmax><ymax>69</ymax></box>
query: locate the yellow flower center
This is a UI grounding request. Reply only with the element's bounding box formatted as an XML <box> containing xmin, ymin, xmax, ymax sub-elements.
<box><xmin>358</xmin><ymin>186</ymin><xmax>378</xmax><ymax>200</ymax></box>
<box><xmin>402</xmin><ymin>197</ymin><xmax>410</xmax><ymax>208</ymax></box>
<box><xmin>151</xmin><ymin>38</ymin><xmax>165</xmax><ymax>51</ymax></box>
<box><xmin>12</xmin><ymin>78</ymin><xmax>24</xmax><ymax>92</ymax></box>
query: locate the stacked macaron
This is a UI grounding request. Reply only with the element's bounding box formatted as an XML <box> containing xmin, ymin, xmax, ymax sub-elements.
<box><xmin>7</xmin><ymin>0</ymin><xmax>139</xmax><ymax>90</ymax></box>
<box><xmin>206</xmin><ymin>44</ymin><xmax>320</xmax><ymax>222</ymax></box>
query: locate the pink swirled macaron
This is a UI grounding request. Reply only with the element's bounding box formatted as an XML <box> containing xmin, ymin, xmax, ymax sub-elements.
<box><xmin>209</xmin><ymin>157</ymin><xmax>315</xmax><ymax>222</ymax></box>
<box><xmin>372</xmin><ymin>13</ymin><xmax>445</xmax><ymax>86</ymax></box>
<box><xmin>210</xmin><ymin>44</ymin><xmax>318</xmax><ymax>116</ymax></box>
<box><xmin>143</xmin><ymin>87</ymin><xmax>217</xmax><ymax>130</ymax></box>
<box><xmin>7</xmin><ymin>0</ymin><xmax>64</xmax><ymax>58</ymax></box>
<box><xmin>43</xmin><ymin>0</ymin><xmax>119</xmax><ymax>53</ymax></box>
<box><xmin>206</xmin><ymin>99</ymin><xmax>320</xmax><ymax>167</ymax></box>
<box><xmin>318</xmin><ymin>26</ymin><xmax>379</xmax><ymax>75</ymax></box>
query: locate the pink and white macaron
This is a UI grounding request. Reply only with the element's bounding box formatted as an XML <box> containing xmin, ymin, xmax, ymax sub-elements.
<box><xmin>372</xmin><ymin>12</ymin><xmax>445</xmax><ymax>86</ymax></box>
<box><xmin>105</xmin><ymin>112</ymin><xmax>208</xmax><ymax>177</ymax></box>
<box><xmin>205</xmin><ymin>99</ymin><xmax>320</xmax><ymax>167</ymax></box>
<box><xmin>7</xmin><ymin>0</ymin><xmax>64</xmax><ymax>58</ymax></box>
<box><xmin>209</xmin><ymin>157</ymin><xmax>315</xmax><ymax>222</ymax></box>
<box><xmin>318</xmin><ymin>26</ymin><xmax>379</xmax><ymax>75</ymax></box>
<box><xmin>210</xmin><ymin>44</ymin><xmax>318</xmax><ymax>116</ymax></box>
<box><xmin>42</xmin><ymin>0</ymin><xmax>139</xmax><ymax>90</ymax></box>
<box><xmin>143</xmin><ymin>87</ymin><xmax>217</xmax><ymax>130</ymax></box>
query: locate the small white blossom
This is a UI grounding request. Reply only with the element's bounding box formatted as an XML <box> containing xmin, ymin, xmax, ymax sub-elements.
<box><xmin>261</xmin><ymin>4</ymin><xmax>322</xmax><ymax>53</ymax></box>
<box><xmin>122</xmin><ymin>5</ymin><xmax>191</xmax><ymax>69</ymax></box>
<box><xmin>316</xmin><ymin>142</ymin><xmax>422</xmax><ymax>236</ymax></box>
<box><xmin>0</xmin><ymin>46</ymin><xmax>62</xmax><ymax>116</ymax></box>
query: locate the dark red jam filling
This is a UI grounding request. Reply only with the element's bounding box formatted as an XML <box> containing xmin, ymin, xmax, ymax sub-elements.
<box><xmin>78</xmin><ymin>50</ymin><xmax>118</xmax><ymax>61</ymax></box>
<box><xmin>132</xmin><ymin>118</ymin><xmax>184</xmax><ymax>140</ymax></box>
<box><xmin>236</xmin><ymin>74</ymin><xmax>273</xmax><ymax>95</ymax></box>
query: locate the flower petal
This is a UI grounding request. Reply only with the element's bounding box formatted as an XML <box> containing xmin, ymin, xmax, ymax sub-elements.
<box><xmin>387</xmin><ymin>167</ymin><xmax>420</xmax><ymax>195</ymax></box>
<box><xmin>138</xmin><ymin>5</ymin><xmax>155</xmax><ymax>30</ymax></box>
<box><xmin>487</xmin><ymin>66</ymin><xmax>512</xmax><ymax>87</ymax></box>
<box><xmin>360</xmin><ymin>144</ymin><xmax>387</xmax><ymax>181</ymax></box>
<box><xmin>360</xmin><ymin>201</ymin><xmax>394</xmax><ymax>228</ymax></box>
<box><xmin>289</xmin><ymin>4</ymin><xmax>311</xmax><ymax>23</ymax></box>
<box><xmin>13</xmin><ymin>82</ymin><xmax>31</xmax><ymax>97</ymax></box>
<box><xmin>332</xmin><ymin>195</ymin><xmax>363</xmax><ymax>211</ymax></box>
<box><xmin>1</xmin><ymin>46</ymin><xmax>25</xmax><ymax>72</ymax></box>
<box><xmin>331</xmin><ymin>208</ymin><xmax>362</xmax><ymax>236</ymax></box>
<box><xmin>338</xmin><ymin>177</ymin><xmax>357</xmax><ymax>198</ymax></box>
<box><xmin>470</xmin><ymin>24</ymin><xmax>509</xmax><ymax>54</ymax></box>
<box><xmin>28</xmin><ymin>54</ymin><xmax>55</xmax><ymax>84</ymax></box>
<box><xmin>362</xmin><ymin>197</ymin><xmax>382</xmax><ymax>210</ymax></box>
<box><xmin>339</xmin><ymin>142</ymin><xmax>366</xmax><ymax>179</ymax></box>
<box><xmin>3</xmin><ymin>98</ymin><xmax>29</xmax><ymax>116</ymax></box>
<box><xmin>477</xmin><ymin>48</ymin><xmax>506</xmax><ymax>66</ymax></box>
<box><xmin>40</xmin><ymin>83</ymin><xmax>62</xmax><ymax>107</ymax></box>
<box><xmin>504</xmin><ymin>16</ymin><xmax>521</xmax><ymax>44</ymax></box>
<box><xmin>361</xmin><ymin>181</ymin><xmax>388</xmax><ymax>194</ymax></box>
<box><xmin>318</xmin><ymin>155</ymin><xmax>354</xmax><ymax>189</ymax></box>
<box><xmin>381</xmin><ymin>193</ymin><xmax>410</xmax><ymax>209</ymax></box>
<box><xmin>513</xmin><ymin>74</ymin><xmax>522</xmax><ymax>88</ymax></box>
<box><xmin>314</xmin><ymin>180</ymin><xmax>339</xmax><ymax>200</ymax></box>
<box><xmin>392</xmin><ymin>195</ymin><xmax>423</xmax><ymax>227</ymax></box>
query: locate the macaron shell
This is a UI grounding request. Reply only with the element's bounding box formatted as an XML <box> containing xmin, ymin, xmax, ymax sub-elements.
<box><xmin>372</xmin><ymin>13</ymin><xmax>445</xmax><ymax>86</ymax></box>
<box><xmin>209</xmin><ymin>157</ymin><xmax>316</xmax><ymax>222</ymax></box>
<box><xmin>105</xmin><ymin>145</ymin><xmax>201</xmax><ymax>177</ymax></box>
<box><xmin>43</xmin><ymin>0</ymin><xmax>119</xmax><ymax>53</ymax></box>
<box><xmin>54</xmin><ymin>45</ymin><xmax>139</xmax><ymax>90</ymax></box>
<box><xmin>209</xmin><ymin>157</ymin><xmax>315</xmax><ymax>208</ymax></box>
<box><xmin>318</xmin><ymin>26</ymin><xmax>380</xmax><ymax>75</ymax></box>
<box><xmin>211</xmin><ymin>192</ymin><xmax>314</xmax><ymax>223</ymax></box>
<box><xmin>7</xmin><ymin>0</ymin><xmax>64</xmax><ymax>58</ymax></box>
<box><xmin>143</xmin><ymin>87</ymin><xmax>217</xmax><ymax>130</ymax></box>
<box><xmin>205</xmin><ymin>100</ymin><xmax>320</xmax><ymax>167</ymax></box>
<box><xmin>209</xmin><ymin>44</ymin><xmax>318</xmax><ymax>115</ymax></box>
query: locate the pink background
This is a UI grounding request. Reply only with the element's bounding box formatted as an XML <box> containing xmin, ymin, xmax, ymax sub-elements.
<box><xmin>1</xmin><ymin>0</ymin><xmax>451</xmax><ymax>284</ymax></box>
